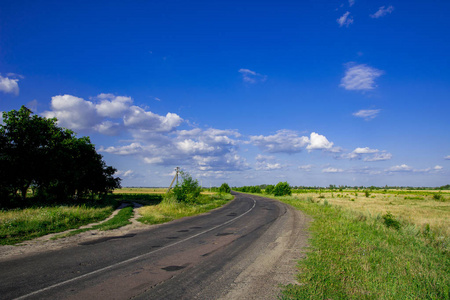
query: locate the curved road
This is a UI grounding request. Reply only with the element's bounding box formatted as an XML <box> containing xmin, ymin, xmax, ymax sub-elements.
<box><xmin>0</xmin><ymin>192</ymin><xmax>309</xmax><ymax>300</ymax></box>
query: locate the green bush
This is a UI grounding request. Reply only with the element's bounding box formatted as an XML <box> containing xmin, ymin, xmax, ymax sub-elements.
<box><xmin>382</xmin><ymin>212</ymin><xmax>401</xmax><ymax>230</ymax></box>
<box><xmin>273</xmin><ymin>182</ymin><xmax>292</xmax><ymax>196</ymax></box>
<box><xmin>172</xmin><ymin>171</ymin><xmax>201</xmax><ymax>203</ymax></box>
<box><xmin>218</xmin><ymin>183</ymin><xmax>231</xmax><ymax>194</ymax></box>
<box><xmin>265</xmin><ymin>184</ymin><xmax>275</xmax><ymax>195</ymax></box>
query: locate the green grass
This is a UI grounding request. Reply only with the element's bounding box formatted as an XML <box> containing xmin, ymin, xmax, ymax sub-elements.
<box><xmin>138</xmin><ymin>193</ymin><xmax>233</xmax><ymax>225</ymax></box>
<box><xmin>0</xmin><ymin>204</ymin><xmax>114</xmax><ymax>245</ymax></box>
<box><xmin>273</xmin><ymin>195</ymin><xmax>450</xmax><ymax>300</ymax></box>
<box><xmin>51</xmin><ymin>206</ymin><xmax>135</xmax><ymax>239</ymax></box>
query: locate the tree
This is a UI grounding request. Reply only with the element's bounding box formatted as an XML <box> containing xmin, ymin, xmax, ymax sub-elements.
<box><xmin>0</xmin><ymin>106</ymin><xmax>121</xmax><ymax>205</ymax></box>
<box><xmin>219</xmin><ymin>183</ymin><xmax>231</xmax><ymax>194</ymax></box>
<box><xmin>172</xmin><ymin>171</ymin><xmax>201</xmax><ymax>203</ymax></box>
<box><xmin>273</xmin><ymin>182</ymin><xmax>292</xmax><ymax>196</ymax></box>
<box><xmin>265</xmin><ymin>184</ymin><xmax>275</xmax><ymax>195</ymax></box>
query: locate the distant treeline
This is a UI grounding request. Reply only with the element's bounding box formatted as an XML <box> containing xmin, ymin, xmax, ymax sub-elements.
<box><xmin>232</xmin><ymin>184</ymin><xmax>450</xmax><ymax>191</ymax></box>
<box><xmin>0</xmin><ymin>106</ymin><xmax>121</xmax><ymax>208</ymax></box>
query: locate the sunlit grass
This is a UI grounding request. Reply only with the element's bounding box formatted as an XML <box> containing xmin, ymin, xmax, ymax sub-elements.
<box><xmin>273</xmin><ymin>194</ymin><xmax>450</xmax><ymax>299</ymax></box>
<box><xmin>0</xmin><ymin>205</ymin><xmax>114</xmax><ymax>245</ymax></box>
<box><xmin>291</xmin><ymin>191</ymin><xmax>450</xmax><ymax>238</ymax></box>
<box><xmin>138</xmin><ymin>193</ymin><xmax>233</xmax><ymax>225</ymax></box>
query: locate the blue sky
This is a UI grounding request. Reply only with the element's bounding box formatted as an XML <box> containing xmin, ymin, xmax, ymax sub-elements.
<box><xmin>1</xmin><ymin>0</ymin><xmax>449</xmax><ymax>187</ymax></box>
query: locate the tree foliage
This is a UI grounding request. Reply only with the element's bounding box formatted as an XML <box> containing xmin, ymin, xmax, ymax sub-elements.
<box><xmin>218</xmin><ymin>183</ymin><xmax>231</xmax><ymax>194</ymax></box>
<box><xmin>265</xmin><ymin>184</ymin><xmax>275</xmax><ymax>195</ymax></box>
<box><xmin>172</xmin><ymin>171</ymin><xmax>201</xmax><ymax>203</ymax></box>
<box><xmin>273</xmin><ymin>182</ymin><xmax>292</xmax><ymax>196</ymax></box>
<box><xmin>0</xmin><ymin>106</ymin><xmax>121</xmax><ymax>207</ymax></box>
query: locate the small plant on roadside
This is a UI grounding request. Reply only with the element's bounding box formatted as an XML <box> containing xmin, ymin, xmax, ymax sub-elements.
<box><xmin>382</xmin><ymin>212</ymin><xmax>401</xmax><ymax>230</ymax></box>
<box><xmin>265</xmin><ymin>184</ymin><xmax>275</xmax><ymax>195</ymax></box>
<box><xmin>432</xmin><ymin>193</ymin><xmax>445</xmax><ymax>201</ymax></box>
<box><xmin>365</xmin><ymin>190</ymin><xmax>371</xmax><ymax>197</ymax></box>
<box><xmin>273</xmin><ymin>182</ymin><xmax>292</xmax><ymax>196</ymax></box>
<box><xmin>218</xmin><ymin>183</ymin><xmax>231</xmax><ymax>194</ymax></box>
<box><xmin>172</xmin><ymin>171</ymin><xmax>201</xmax><ymax>203</ymax></box>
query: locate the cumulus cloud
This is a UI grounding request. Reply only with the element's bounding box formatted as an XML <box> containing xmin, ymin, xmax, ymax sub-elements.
<box><xmin>114</xmin><ymin>170</ymin><xmax>135</xmax><ymax>178</ymax></box>
<box><xmin>298</xmin><ymin>164</ymin><xmax>314</xmax><ymax>171</ymax></box>
<box><xmin>445</xmin><ymin>155</ymin><xmax>450</xmax><ymax>160</ymax></box>
<box><xmin>250</xmin><ymin>130</ymin><xmax>309</xmax><ymax>153</ymax></box>
<box><xmin>95</xmin><ymin>94</ymin><xmax>132</xmax><ymax>118</ymax></box>
<box><xmin>100</xmin><ymin>127</ymin><xmax>248</xmax><ymax>172</ymax></box>
<box><xmin>353</xmin><ymin>109</ymin><xmax>381</xmax><ymax>120</ymax></box>
<box><xmin>250</xmin><ymin>130</ymin><xmax>339</xmax><ymax>154</ymax></box>
<box><xmin>255</xmin><ymin>154</ymin><xmax>285</xmax><ymax>170</ymax></box>
<box><xmin>306</xmin><ymin>132</ymin><xmax>334</xmax><ymax>151</ymax></box>
<box><xmin>364</xmin><ymin>152</ymin><xmax>392</xmax><ymax>162</ymax></box>
<box><xmin>370</xmin><ymin>6</ymin><xmax>394</xmax><ymax>18</ymax></box>
<box><xmin>43</xmin><ymin>95</ymin><xmax>99</xmax><ymax>130</ymax></box>
<box><xmin>322</xmin><ymin>167</ymin><xmax>344</xmax><ymax>173</ymax></box>
<box><xmin>337</xmin><ymin>11</ymin><xmax>354</xmax><ymax>27</ymax></box>
<box><xmin>340</xmin><ymin>64</ymin><xmax>384</xmax><ymax>91</ymax></box>
<box><xmin>0</xmin><ymin>75</ymin><xmax>20</xmax><ymax>95</ymax></box>
<box><xmin>342</xmin><ymin>147</ymin><xmax>392</xmax><ymax>161</ymax></box>
<box><xmin>238</xmin><ymin>68</ymin><xmax>267</xmax><ymax>83</ymax></box>
<box><xmin>386</xmin><ymin>164</ymin><xmax>413</xmax><ymax>172</ymax></box>
<box><xmin>42</xmin><ymin>94</ymin><xmax>182</xmax><ymax>135</ymax></box>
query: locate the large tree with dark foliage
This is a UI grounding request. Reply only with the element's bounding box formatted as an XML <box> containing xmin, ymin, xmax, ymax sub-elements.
<box><xmin>0</xmin><ymin>106</ymin><xmax>121</xmax><ymax>205</ymax></box>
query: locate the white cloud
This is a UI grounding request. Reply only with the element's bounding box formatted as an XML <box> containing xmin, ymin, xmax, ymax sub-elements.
<box><xmin>337</xmin><ymin>11</ymin><xmax>354</xmax><ymax>27</ymax></box>
<box><xmin>95</xmin><ymin>94</ymin><xmax>132</xmax><ymax>118</ymax></box>
<box><xmin>348</xmin><ymin>0</ymin><xmax>355</xmax><ymax>7</ymax></box>
<box><xmin>43</xmin><ymin>95</ymin><xmax>99</xmax><ymax>130</ymax></box>
<box><xmin>250</xmin><ymin>130</ymin><xmax>309</xmax><ymax>153</ymax></box>
<box><xmin>250</xmin><ymin>130</ymin><xmax>339</xmax><ymax>154</ymax></box>
<box><xmin>0</xmin><ymin>75</ymin><xmax>20</xmax><ymax>95</ymax></box>
<box><xmin>434</xmin><ymin>165</ymin><xmax>443</xmax><ymax>171</ymax></box>
<box><xmin>42</xmin><ymin>94</ymin><xmax>182</xmax><ymax>135</ymax></box>
<box><xmin>370</xmin><ymin>6</ymin><xmax>394</xmax><ymax>18</ymax></box>
<box><xmin>100</xmin><ymin>127</ymin><xmax>248</xmax><ymax>172</ymax></box>
<box><xmin>255</xmin><ymin>154</ymin><xmax>285</xmax><ymax>170</ymax></box>
<box><xmin>364</xmin><ymin>152</ymin><xmax>392</xmax><ymax>162</ymax></box>
<box><xmin>353</xmin><ymin>147</ymin><xmax>379</xmax><ymax>154</ymax></box>
<box><xmin>298</xmin><ymin>164</ymin><xmax>314</xmax><ymax>171</ymax></box>
<box><xmin>322</xmin><ymin>167</ymin><xmax>344</xmax><ymax>173</ymax></box>
<box><xmin>353</xmin><ymin>109</ymin><xmax>381</xmax><ymax>120</ymax></box>
<box><xmin>340</xmin><ymin>64</ymin><xmax>384</xmax><ymax>91</ymax></box>
<box><xmin>445</xmin><ymin>155</ymin><xmax>450</xmax><ymax>160</ymax></box>
<box><xmin>114</xmin><ymin>170</ymin><xmax>135</xmax><ymax>178</ymax></box>
<box><xmin>386</xmin><ymin>164</ymin><xmax>413</xmax><ymax>172</ymax></box>
<box><xmin>238</xmin><ymin>68</ymin><xmax>267</xmax><ymax>83</ymax></box>
<box><xmin>307</xmin><ymin>132</ymin><xmax>334</xmax><ymax>151</ymax></box>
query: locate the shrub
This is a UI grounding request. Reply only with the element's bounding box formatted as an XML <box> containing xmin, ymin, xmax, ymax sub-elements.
<box><xmin>382</xmin><ymin>212</ymin><xmax>401</xmax><ymax>230</ymax></box>
<box><xmin>273</xmin><ymin>182</ymin><xmax>292</xmax><ymax>196</ymax></box>
<box><xmin>265</xmin><ymin>184</ymin><xmax>275</xmax><ymax>195</ymax></box>
<box><xmin>218</xmin><ymin>183</ymin><xmax>231</xmax><ymax>194</ymax></box>
<box><xmin>172</xmin><ymin>171</ymin><xmax>201</xmax><ymax>203</ymax></box>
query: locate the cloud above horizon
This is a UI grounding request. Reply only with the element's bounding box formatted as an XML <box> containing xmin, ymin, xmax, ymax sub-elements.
<box><xmin>340</xmin><ymin>64</ymin><xmax>384</xmax><ymax>91</ymax></box>
<box><xmin>337</xmin><ymin>11</ymin><xmax>354</xmax><ymax>27</ymax></box>
<box><xmin>238</xmin><ymin>68</ymin><xmax>267</xmax><ymax>83</ymax></box>
<box><xmin>370</xmin><ymin>6</ymin><xmax>394</xmax><ymax>18</ymax></box>
<box><xmin>353</xmin><ymin>109</ymin><xmax>381</xmax><ymax>120</ymax></box>
<box><xmin>0</xmin><ymin>75</ymin><xmax>20</xmax><ymax>95</ymax></box>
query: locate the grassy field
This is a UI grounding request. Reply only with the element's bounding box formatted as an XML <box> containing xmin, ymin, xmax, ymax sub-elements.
<box><xmin>271</xmin><ymin>190</ymin><xmax>449</xmax><ymax>299</ymax></box>
<box><xmin>138</xmin><ymin>193</ymin><xmax>234</xmax><ymax>224</ymax></box>
<box><xmin>0</xmin><ymin>204</ymin><xmax>115</xmax><ymax>245</ymax></box>
<box><xmin>0</xmin><ymin>190</ymin><xmax>232</xmax><ymax>245</ymax></box>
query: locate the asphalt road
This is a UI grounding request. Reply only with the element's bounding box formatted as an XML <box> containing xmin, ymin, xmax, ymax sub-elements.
<box><xmin>0</xmin><ymin>192</ymin><xmax>309</xmax><ymax>300</ymax></box>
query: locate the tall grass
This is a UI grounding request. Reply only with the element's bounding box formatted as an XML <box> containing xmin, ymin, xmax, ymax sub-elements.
<box><xmin>0</xmin><ymin>205</ymin><xmax>114</xmax><ymax>245</ymax></box>
<box><xmin>274</xmin><ymin>195</ymin><xmax>450</xmax><ymax>299</ymax></box>
<box><xmin>138</xmin><ymin>193</ymin><xmax>233</xmax><ymax>225</ymax></box>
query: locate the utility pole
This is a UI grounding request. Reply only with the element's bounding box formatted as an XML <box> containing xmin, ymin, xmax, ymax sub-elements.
<box><xmin>167</xmin><ymin>167</ymin><xmax>180</xmax><ymax>193</ymax></box>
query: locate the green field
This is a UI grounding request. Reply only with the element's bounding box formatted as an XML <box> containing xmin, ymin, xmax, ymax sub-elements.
<box><xmin>272</xmin><ymin>190</ymin><xmax>449</xmax><ymax>299</ymax></box>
